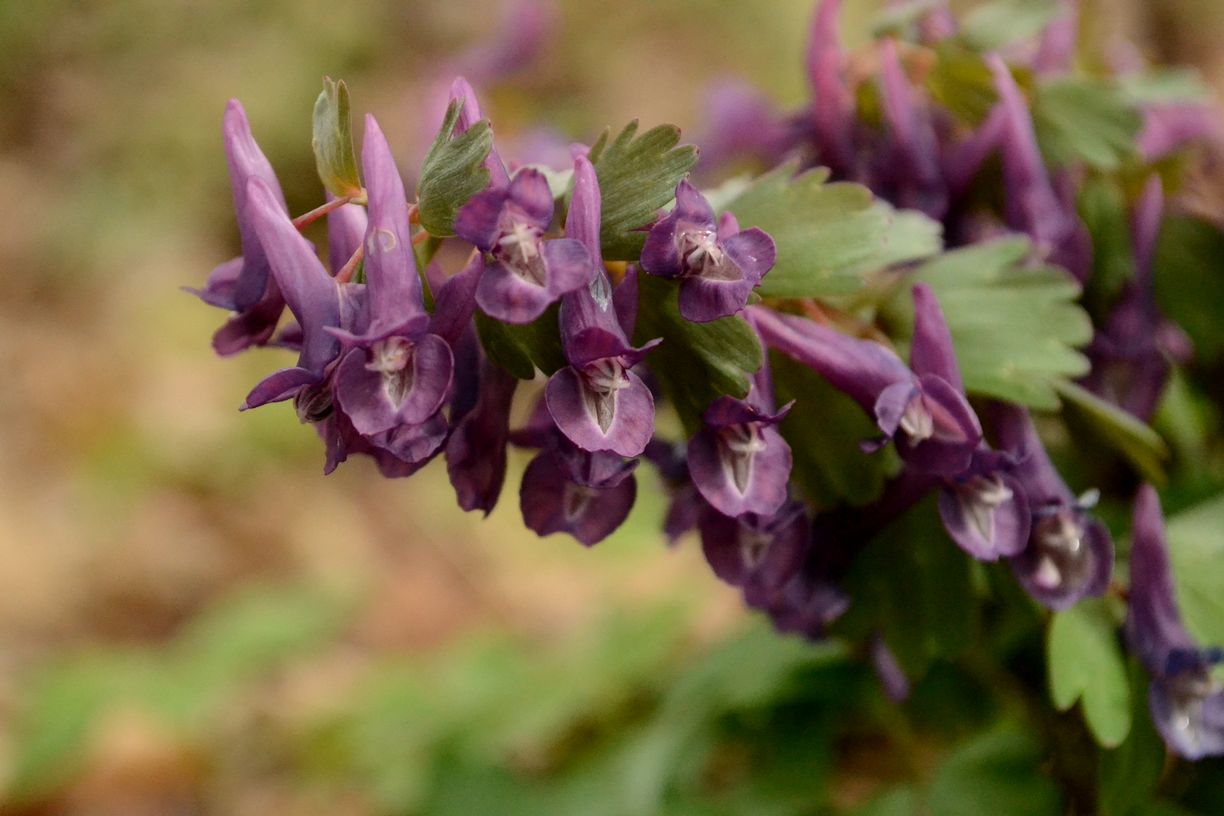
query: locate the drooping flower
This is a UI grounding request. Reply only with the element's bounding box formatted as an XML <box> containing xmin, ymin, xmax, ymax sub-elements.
<box><xmin>327</xmin><ymin>115</ymin><xmax>455</xmax><ymax>437</ymax></box>
<box><xmin>545</xmin><ymin>155</ymin><xmax>659</xmax><ymax>457</ymax></box>
<box><xmin>750</xmin><ymin>284</ymin><xmax>982</xmax><ymax>478</ymax></box>
<box><xmin>240</xmin><ymin>177</ymin><xmax>341</xmax><ymax>411</ymax></box>
<box><xmin>446</xmin><ymin>354</ymin><xmax>517</xmax><ymax>515</ymax></box>
<box><xmin>1126</xmin><ymin>485</ymin><xmax>1224</xmax><ymax>759</ymax></box>
<box><xmin>454</xmin><ymin>166</ymin><xmax>594</xmax><ymax>324</ymax></box>
<box><xmin>937</xmin><ymin>449</ymin><xmax>1030</xmax><ymax>561</ymax></box>
<box><xmin>805</xmin><ymin>0</ymin><xmax>857</xmax><ymax>176</ymax></box>
<box><xmin>189</xmin><ymin>100</ymin><xmax>289</xmax><ymax>355</ymax></box>
<box><xmin>644</xmin><ymin>438</ymin><xmax>703</xmax><ymax>545</ymax></box>
<box><xmin>640</xmin><ymin>180</ymin><xmax>776</xmax><ymax>323</ymax></box>
<box><xmin>876</xmin><ymin>37</ymin><xmax>948</xmax><ymax>218</ymax></box>
<box><xmin>699</xmin><ymin>499</ymin><xmax>810</xmax><ymax>610</ymax></box>
<box><xmin>993</xmin><ymin>405</ymin><xmax>1113</xmax><ymax>609</ymax></box>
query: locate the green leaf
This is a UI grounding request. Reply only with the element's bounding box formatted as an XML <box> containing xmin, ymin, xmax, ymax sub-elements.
<box><xmin>311</xmin><ymin>77</ymin><xmax>363</xmax><ymax>199</ymax></box>
<box><xmin>897</xmin><ymin>237</ymin><xmax>1093</xmax><ymax>409</ymax></box>
<box><xmin>417</xmin><ymin>98</ymin><xmax>493</xmax><ymax>236</ymax></box>
<box><xmin>854</xmin><ymin>787</ymin><xmax>920</xmax><ymax>816</ymax></box>
<box><xmin>587</xmin><ymin>121</ymin><xmax>698</xmax><ymax>260</ymax></box>
<box><xmin>871</xmin><ymin>0</ymin><xmax>944</xmax><ymax>38</ymax></box>
<box><xmin>1047</xmin><ymin>599</ymin><xmax>1132</xmax><ymax>748</ymax></box>
<box><xmin>725</xmin><ymin>163</ymin><xmax>890</xmax><ymax>298</ymax></box>
<box><xmin>1052</xmin><ymin>379</ymin><xmax>1169</xmax><ymax>484</ymax></box>
<box><xmin>958</xmin><ymin>0</ymin><xmax>1060</xmax><ymax>52</ymax></box>
<box><xmin>1098</xmin><ymin>662</ymin><xmax>1167</xmax><ymax>816</ymax></box>
<box><xmin>1154</xmin><ymin>215</ymin><xmax>1224</xmax><ymax>362</ymax></box>
<box><xmin>1119</xmin><ymin>68</ymin><xmax>1215</xmax><ymax>106</ymax></box>
<box><xmin>475</xmin><ymin>306</ymin><xmax>566</xmax><ymax>380</ymax></box>
<box><xmin>926</xmin><ymin>731</ymin><xmax>1063</xmax><ymax>816</ymax></box>
<box><xmin>926</xmin><ymin>44</ymin><xmax>1001</xmax><ymax>125</ymax></box>
<box><xmin>851</xmin><ymin>201</ymin><xmax>944</xmax><ymax>274</ymax></box>
<box><xmin>836</xmin><ymin>496</ymin><xmax>975</xmax><ymax>678</ymax></box>
<box><xmin>633</xmin><ymin>275</ymin><xmax>761</xmax><ymax>435</ymax></box>
<box><xmin>770</xmin><ymin>352</ymin><xmax>900</xmax><ymax>509</ymax></box>
<box><xmin>1034</xmin><ymin>78</ymin><xmax>1142</xmax><ymax>170</ymax></box>
<box><xmin>1078</xmin><ymin>176</ymin><xmax>1135</xmax><ymax>312</ymax></box>
<box><xmin>1166</xmin><ymin>492</ymin><xmax>1224</xmax><ymax>648</ymax></box>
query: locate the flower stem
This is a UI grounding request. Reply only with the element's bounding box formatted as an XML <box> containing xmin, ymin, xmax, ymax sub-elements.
<box><xmin>292</xmin><ymin>195</ymin><xmax>357</xmax><ymax>230</ymax></box>
<box><xmin>334</xmin><ymin>244</ymin><xmax>365</xmax><ymax>284</ymax></box>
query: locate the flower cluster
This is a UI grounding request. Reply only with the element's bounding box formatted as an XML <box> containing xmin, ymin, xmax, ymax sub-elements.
<box><xmin>194</xmin><ymin>0</ymin><xmax>1223</xmax><ymax>761</ymax></box>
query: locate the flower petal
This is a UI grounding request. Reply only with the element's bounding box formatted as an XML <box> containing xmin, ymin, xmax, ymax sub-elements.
<box><xmin>545</xmin><ymin>366</ymin><xmax>654</xmax><ymax>457</ymax></box>
<box><xmin>520</xmin><ymin>450</ymin><xmax>637</xmax><ymax>546</ymax></box>
<box><xmin>722</xmin><ymin>227</ymin><xmax>776</xmax><ymax>284</ymax></box>
<box><xmin>909</xmin><ymin>283</ymin><xmax>962</xmax><ymax>390</ymax></box>
<box><xmin>938</xmin><ymin>470</ymin><xmax>1030</xmax><ymax>560</ymax></box>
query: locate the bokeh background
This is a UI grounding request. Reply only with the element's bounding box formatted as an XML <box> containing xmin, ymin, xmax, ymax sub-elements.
<box><xmin>1</xmin><ymin>1</ymin><xmax>1221</xmax><ymax>813</ymax></box>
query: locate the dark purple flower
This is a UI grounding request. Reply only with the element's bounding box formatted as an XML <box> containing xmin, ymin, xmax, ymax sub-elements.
<box><xmin>1126</xmin><ymin>485</ymin><xmax>1224</xmax><ymax>759</ymax></box>
<box><xmin>694</xmin><ymin>79</ymin><xmax>792</xmax><ymax>172</ymax></box>
<box><xmin>519</xmin><ymin>444</ymin><xmax>638</xmax><ymax>547</ymax></box>
<box><xmin>699</xmin><ymin>499</ymin><xmax>811</xmax><ymax>610</ymax></box>
<box><xmin>644</xmin><ymin>438</ymin><xmax>703</xmax><ymax>545</ymax></box>
<box><xmin>805</xmin><ymin>0</ymin><xmax>857</xmax><ymax>176</ymax></box>
<box><xmin>328</xmin><ymin>116</ymin><xmax>455</xmax><ymax>437</ymax></box>
<box><xmin>876</xmin><ymin>38</ymin><xmax>948</xmax><ymax>218</ymax></box>
<box><xmin>545</xmin><ymin>155</ymin><xmax>658</xmax><ymax>457</ymax></box>
<box><xmin>687</xmin><ymin>395</ymin><xmax>793</xmax><ymax>519</ymax></box>
<box><xmin>240</xmin><ymin>178</ymin><xmax>341</xmax><ymax>411</ymax></box>
<box><xmin>937</xmin><ymin>449</ymin><xmax>1031</xmax><ymax>561</ymax></box>
<box><xmin>446</xmin><ymin>355</ymin><xmax>517</xmax><ymax>515</ymax></box>
<box><xmin>993</xmin><ymin>405</ymin><xmax>1113</xmax><ymax>609</ymax></box>
<box><xmin>750</xmin><ymin>284</ymin><xmax>982</xmax><ymax>478</ymax></box>
<box><xmin>454</xmin><ymin>166</ymin><xmax>593</xmax><ymax>324</ymax></box>
<box><xmin>640</xmin><ymin>180</ymin><xmax>776</xmax><ymax>323</ymax></box>
<box><xmin>188</xmin><ymin>100</ymin><xmax>288</xmax><ymax>355</ymax></box>
<box><xmin>1083</xmin><ymin>176</ymin><xmax>1190</xmax><ymax>421</ymax></box>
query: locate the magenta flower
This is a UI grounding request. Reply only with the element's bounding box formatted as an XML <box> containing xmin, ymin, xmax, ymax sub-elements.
<box><xmin>454</xmin><ymin>167</ymin><xmax>594</xmax><ymax>324</ymax></box>
<box><xmin>640</xmin><ymin>180</ymin><xmax>776</xmax><ymax>323</ymax></box>
<box><xmin>545</xmin><ymin>155</ymin><xmax>658</xmax><ymax>457</ymax></box>
<box><xmin>1126</xmin><ymin>485</ymin><xmax>1224</xmax><ymax>759</ymax></box>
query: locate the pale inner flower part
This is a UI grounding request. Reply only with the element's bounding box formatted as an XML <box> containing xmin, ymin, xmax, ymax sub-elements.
<box><xmin>496</xmin><ymin>219</ymin><xmax>547</xmax><ymax>285</ymax></box>
<box><xmin>678</xmin><ymin>227</ymin><xmax>741</xmax><ymax>281</ymax></box>
<box><xmin>719</xmin><ymin>423</ymin><xmax>769</xmax><ymax>495</ymax></box>
<box><xmin>959</xmin><ymin>474</ymin><xmax>1014</xmax><ymax>541</ymax></box>
<box><xmin>366</xmin><ymin>336</ymin><xmax>416</xmax><ymax>407</ymax></box>
<box><xmin>580</xmin><ymin>358</ymin><xmax>631</xmax><ymax>433</ymax></box>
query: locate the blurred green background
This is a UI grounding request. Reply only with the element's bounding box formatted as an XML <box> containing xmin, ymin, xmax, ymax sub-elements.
<box><xmin>0</xmin><ymin>1</ymin><xmax>1221</xmax><ymax>813</ymax></box>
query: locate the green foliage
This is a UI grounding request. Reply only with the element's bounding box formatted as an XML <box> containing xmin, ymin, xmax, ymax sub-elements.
<box><xmin>1165</xmin><ymin>491</ymin><xmax>1224</xmax><ymax>648</ymax></box>
<box><xmin>1054</xmin><ymin>379</ymin><xmax>1170</xmax><ymax>484</ymax></box>
<box><xmin>925</xmin><ymin>731</ymin><xmax>1063</xmax><ymax>816</ymax></box>
<box><xmin>1154</xmin><ymin>216</ymin><xmax>1224</xmax><ymax>362</ymax></box>
<box><xmin>1034</xmin><ymin>78</ymin><xmax>1143</xmax><ymax>170</ymax></box>
<box><xmin>587</xmin><ymin>121</ymin><xmax>699</xmax><ymax>260</ymax></box>
<box><xmin>1047</xmin><ymin>599</ymin><xmax>1132</xmax><ymax>748</ymax></box>
<box><xmin>1079</xmin><ymin>175</ymin><xmax>1135</xmax><ymax>311</ymax></box>
<box><xmin>837</xmin><ymin>496</ymin><xmax>976</xmax><ymax>678</ymax></box>
<box><xmin>633</xmin><ymin>275</ymin><xmax>762</xmax><ymax>435</ymax></box>
<box><xmin>894</xmin><ymin>237</ymin><xmax>1093</xmax><ymax>409</ymax></box>
<box><xmin>725</xmin><ymin>164</ymin><xmax>893</xmax><ymax>298</ymax></box>
<box><xmin>475</xmin><ymin>306</ymin><xmax>566</xmax><ymax>379</ymax></box>
<box><xmin>958</xmin><ymin>0</ymin><xmax>1060</xmax><ymax>52</ymax></box>
<box><xmin>925</xmin><ymin>45</ymin><xmax>1001</xmax><ymax>125</ymax></box>
<box><xmin>1098</xmin><ymin>663</ymin><xmax>1168</xmax><ymax>816</ymax></box>
<box><xmin>311</xmin><ymin>77</ymin><xmax>363</xmax><ymax>199</ymax></box>
<box><xmin>417</xmin><ymin>98</ymin><xmax>494</xmax><ymax>236</ymax></box>
<box><xmin>771</xmin><ymin>352</ymin><xmax>900</xmax><ymax>509</ymax></box>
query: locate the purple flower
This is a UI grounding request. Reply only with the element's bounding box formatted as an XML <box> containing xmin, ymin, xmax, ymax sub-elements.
<box><xmin>1083</xmin><ymin>176</ymin><xmax>1190</xmax><ymax>421</ymax></box>
<box><xmin>449</xmin><ymin>77</ymin><xmax>511</xmax><ymax>188</ymax></box>
<box><xmin>1033</xmin><ymin>0</ymin><xmax>1078</xmax><ymax>76</ymax></box>
<box><xmin>454</xmin><ymin>166</ymin><xmax>594</xmax><ymax>324</ymax></box>
<box><xmin>751</xmin><ymin>284</ymin><xmax>982</xmax><ymax>478</ymax></box>
<box><xmin>545</xmin><ymin>156</ymin><xmax>658</xmax><ymax>457</ymax></box>
<box><xmin>327</xmin><ymin>116</ymin><xmax>455</xmax><ymax>437</ymax></box>
<box><xmin>876</xmin><ymin>38</ymin><xmax>948</xmax><ymax>218</ymax></box>
<box><xmin>240</xmin><ymin>178</ymin><xmax>342</xmax><ymax>411</ymax></box>
<box><xmin>644</xmin><ymin>438</ymin><xmax>703</xmax><ymax>545</ymax></box>
<box><xmin>640</xmin><ymin>180</ymin><xmax>776</xmax><ymax>323</ymax></box>
<box><xmin>327</xmin><ymin>194</ymin><xmax>368</xmax><ymax>276</ymax></box>
<box><xmin>699</xmin><ymin>499</ymin><xmax>811</xmax><ymax>610</ymax></box>
<box><xmin>687</xmin><ymin>395</ymin><xmax>793</xmax><ymax>519</ymax></box>
<box><xmin>937</xmin><ymin>449</ymin><xmax>1031</xmax><ymax>561</ymax></box>
<box><xmin>805</xmin><ymin>0</ymin><xmax>857</xmax><ymax>176</ymax></box>
<box><xmin>1126</xmin><ymin>485</ymin><xmax>1224</xmax><ymax>759</ymax></box>
<box><xmin>870</xmin><ymin>634</ymin><xmax>910</xmax><ymax>702</ymax></box>
<box><xmin>993</xmin><ymin>405</ymin><xmax>1113</xmax><ymax>609</ymax></box>
<box><xmin>446</xmin><ymin>354</ymin><xmax>517</xmax><ymax>515</ymax></box>
<box><xmin>188</xmin><ymin>100</ymin><xmax>288</xmax><ymax>355</ymax></box>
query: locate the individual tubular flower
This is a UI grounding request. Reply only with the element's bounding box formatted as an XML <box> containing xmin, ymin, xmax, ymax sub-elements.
<box><xmin>1126</xmin><ymin>485</ymin><xmax>1224</xmax><ymax>759</ymax></box>
<box><xmin>446</xmin><ymin>354</ymin><xmax>517</xmax><ymax>515</ymax></box>
<box><xmin>454</xmin><ymin>166</ymin><xmax>593</xmax><ymax>324</ymax></box>
<box><xmin>640</xmin><ymin>180</ymin><xmax>776</xmax><ymax>323</ymax></box>
<box><xmin>241</xmin><ymin>178</ymin><xmax>342</xmax><ymax>411</ymax></box>
<box><xmin>699</xmin><ymin>499</ymin><xmax>810</xmax><ymax>610</ymax></box>
<box><xmin>644</xmin><ymin>438</ymin><xmax>703</xmax><ymax>544</ymax></box>
<box><xmin>326</xmin><ymin>194</ymin><xmax>368</xmax><ymax>276</ymax></box>
<box><xmin>1083</xmin><ymin>176</ymin><xmax>1190</xmax><ymax>421</ymax></box>
<box><xmin>750</xmin><ymin>284</ymin><xmax>981</xmax><ymax>478</ymax></box>
<box><xmin>189</xmin><ymin>100</ymin><xmax>289</xmax><ymax>355</ymax></box>
<box><xmin>449</xmin><ymin>77</ymin><xmax>511</xmax><ymax>188</ymax></box>
<box><xmin>686</xmin><ymin>332</ymin><xmax>793</xmax><ymax>518</ymax></box>
<box><xmin>545</xmin><ymin>155</ymin><xmax>659</xmax><ymax>457</ymax></box>
<box><xmin>987</xmin><ymin>55</ymin><xmax>1084</xmax><ymax>273</ymax></box>
<box><xmin>992</xmin><ymin>405</ymin><xmax>1113</xmax><ymax>609</ymax></box>
<box><xmin>876</xmin><ymin>38</ymin><xmax>948</xmax><ymax>219</ymax></box>
<box><xmin>328</xmin><ymin>116</ymin><xmax>455</xmax><ymax>437</ymax></box>
<box><xmin>805</xmin><ymin>0</ymin><xmax>857</xmax><ymax>176</ymax></box>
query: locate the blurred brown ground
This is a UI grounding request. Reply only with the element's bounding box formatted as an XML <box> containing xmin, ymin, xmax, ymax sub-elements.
<box><xmin>0</xmin><ymin>0</ymin><xmax>1219</xmax><ymax>812</ymax></box>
